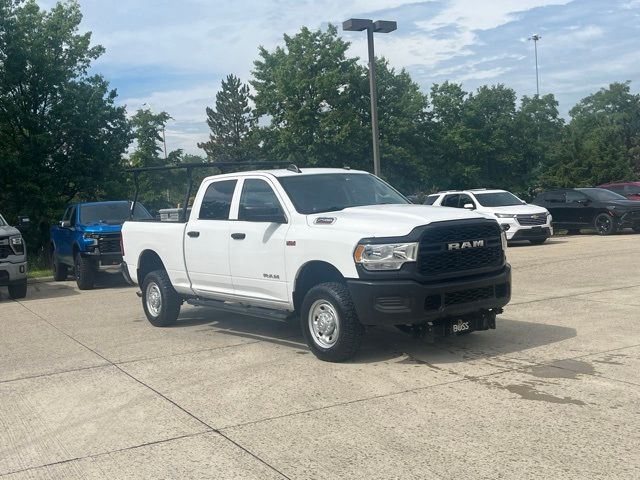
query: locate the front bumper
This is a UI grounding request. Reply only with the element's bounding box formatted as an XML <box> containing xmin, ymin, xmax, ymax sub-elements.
<box><xmin>508</xmin><ymin>226</ymin><xmax>552</xmax><ymax>241</ymax></box>
<box><xmin>347</xmin><ymin>265</ymin><xmax>511</xmax><ymax>326</ymax></box>
<box><xmin>81</xmin><ymin>251</ymin><xmax>123</xmax><ymax>271</ymax></box>
<box><xmin>0</xmin><ymin>259</ymin><xmax>27</xmax><ymax>286</ymax></box>
<box><xmin>498</xmin><ymin>217</ymin><xmax>552</xmax><ymax>240</ymax></box>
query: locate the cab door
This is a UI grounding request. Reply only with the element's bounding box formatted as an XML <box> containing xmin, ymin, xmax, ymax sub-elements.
<box><xmin>228</xmin><ymin>177</ymin><xmax>290</xmax><ymax>305</ymax></box>
<box><xmin>183</xmin><ymin>179</ymin><xmax>237</xmax><ymax>298</ymax></box>
<box><xmin>565</xmin><ymin>190</ymin><xmax>594</xmax><ymax>226</ymax></box>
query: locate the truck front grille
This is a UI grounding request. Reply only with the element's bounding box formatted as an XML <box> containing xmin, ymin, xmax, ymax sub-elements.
<box><xmin>98</xmin><ymin>234</ymin><xmax>122</xmax><ymax>254</ymax></box>
<box><xmin>418</xmin><ymin>221</ymin><xmax>503</xmax><ymax>277</ymax></box>
<box><xmin>0</xmin><ymin>244</ymin><xmax>11</xmax><ymax>259</ymax></box>
<box><xmin>516</xmin><ymin>214</ymin><xmax>547</xmax><ymax>226</ymax></box>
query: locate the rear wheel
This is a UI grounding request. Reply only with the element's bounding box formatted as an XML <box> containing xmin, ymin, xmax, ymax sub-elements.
<box><xmin>301</xmin><ymin>282</ymin><xmax>364</xmax><ymax>362</ymax></box>
<box><xmin>52</xmin><ymin>250</ymin><xmax>68</xmax><ymax>281</ymax></box>
<box><xmin>141</xmin><ymin>270</ymin><xmax>181</xmax><ymax>327</ymax></box>
<box><xmin>75</xmin><ymin>254</ymin><xmax>95</xmax><ymax>290</ymax></box>
<box><xmin>8</xmin><ymin>279</ymin><xmax>27</xmax><ymax>299</ymax></box>
<box><xmin>594</xmin><ymin>213</ymin><xmax>616</xmax><ymax>236</ymax></box>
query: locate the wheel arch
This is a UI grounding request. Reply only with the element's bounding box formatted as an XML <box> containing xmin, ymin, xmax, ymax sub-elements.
<box><xmin>137</xmin><ymin>250</ymin><xmax>166</xmax><ymax>285</ymax></box>
<box><xmin>293</xmin><ymin>261</ymin><xmax>346</xmax><ymax>313</ymax></box>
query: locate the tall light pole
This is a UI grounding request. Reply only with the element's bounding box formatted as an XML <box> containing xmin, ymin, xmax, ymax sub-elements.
<box><xmin>343</xmin><ymin>18</ymin><xmax>397</xmax><ymax>177</ymax></box>
<box><xmin>528</xmin><ymin>34</ymin><xmax>541</xmax><ymax>96</ymax></box>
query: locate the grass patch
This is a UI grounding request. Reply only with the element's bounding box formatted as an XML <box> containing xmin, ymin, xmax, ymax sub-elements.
<box><xmin>27</xmin><ymin>252</ymin><xmax>53</xmax><ymax>279</ymax></box>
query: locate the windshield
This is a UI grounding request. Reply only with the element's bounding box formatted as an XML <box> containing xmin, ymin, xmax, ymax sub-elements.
<box><xmin>80</xmin><ymin>202</ymin><xmax>152</xmax><ymax>225</ymax></box>
<box><xmin>474</xmin><ymin>191</ymin><xmax>523</xmax><ymax>207</ymax></box>
<box><xmin>278</xmin><ymin>173</ymin><xmax>408</xmax><ymax>214</ymax></box>
<box><xmin>578</xmin><ymin>188</ymin><xmax>627</xmax><ymax>201</ymax></box>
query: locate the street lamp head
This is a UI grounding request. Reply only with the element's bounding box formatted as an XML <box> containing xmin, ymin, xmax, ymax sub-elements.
<box><xmin>373</xmin><ymin>20</ymin><xmax>397</xmax><ymax>33</ymax></box>
<box><xmin>528</xmin><ymin>34</ymin><xmax>541</xmax><ymax>41</ymax></box>
<box><xmin>343</xmin><ymin>18</ymin><xmax>373</xmax><ymax>31</ymax></box>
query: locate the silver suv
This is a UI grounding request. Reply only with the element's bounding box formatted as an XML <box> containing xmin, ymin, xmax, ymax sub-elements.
<box><xmin>0</xmin><ymin>213</ymin><xmax>28</xmax><ymax>299</ymax></box>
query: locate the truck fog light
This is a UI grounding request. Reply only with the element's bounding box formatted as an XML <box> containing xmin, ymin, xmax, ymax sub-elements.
<box><xmin>501</xmin><ymin>224</ymin><xmax>510</xmax><ymax>231</ymax></box>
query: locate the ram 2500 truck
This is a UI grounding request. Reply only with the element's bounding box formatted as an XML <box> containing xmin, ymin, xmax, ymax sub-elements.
<box><xmin>51</xmin><ymin>201</ymin><xmax>151</xmax><ymax>289</ymax></box>
<box><xmin>0</xmin><ymin>213</ymin><xmax>28</xmax><ymax>299</ymax></box>
<box><xmin>122</xmin><ymin>167</ymin><xmax>511</xmax><ymax>362</ymax></box>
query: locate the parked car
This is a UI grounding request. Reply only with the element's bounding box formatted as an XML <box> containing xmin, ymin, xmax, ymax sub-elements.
<box><xmin>425</xmin><ymin>189</ymin><xmax>552</xmax><ymax>245</ymax></box>
<box><xmin>0</xmin><ymin>213</ymin><xmax>28</xmax><ymax>299</ymax></box>
<box><xmin>50</xmin><ymin>201</ymin><xmax>152</xmax><ymax>289</ymax></box>
<box><xmin>123</xmin><ymin>167</ymin><xmax>512</xmax><ymax>362</ymax></box>
<box><xmin>597</xmin><ymin>181</ymin><xmax>640</xmax><ymax>201</ymax></box>
<box><xmin>532</xmin><ymin>188</ymin><xmax>640</xmax><ymax>235</ymax></box>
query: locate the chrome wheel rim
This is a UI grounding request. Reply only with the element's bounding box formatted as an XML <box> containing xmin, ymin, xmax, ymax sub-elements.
<box><xmin>308</xmin><ymin>300</ymin><xmax>340</xmax><ymax>348</ymax></box>
<box><xmin>596</xmin><ymin>215</ymin><xmax>611</xmax><ymax>234</ymax></box>
<box><xmin>146</xmin><ymin>282</ymin><xmax>162</xmax><ymax>317</ymax></box>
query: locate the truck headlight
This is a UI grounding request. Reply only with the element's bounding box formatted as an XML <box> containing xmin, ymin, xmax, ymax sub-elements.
<box><xmin>495</xmin><ymin>213</ymin><xmax>517</xmax><ymax>218</ymax></box>
<box><xmin>10</xmin><ymin>236</ymin><xmax>24</xmax><ymax>255</ymax></box>
<box><xmin>353</xmin><ymin>242</ymin><xmax>419</xmax><ymax>271</ymax></box>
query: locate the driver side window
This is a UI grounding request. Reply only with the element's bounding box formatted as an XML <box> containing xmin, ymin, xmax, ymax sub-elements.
<box><xmin>566</xmin><ymin>191</ymin><xmax>588</xmax><ymax>204</ymax></box>
<box><xmin>238</xmin><ymin>179</ymin><xmax>285</xmax><ymax>222</ymax></box>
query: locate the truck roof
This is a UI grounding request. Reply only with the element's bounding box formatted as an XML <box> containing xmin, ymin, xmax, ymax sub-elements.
<box><xmin>203</xmin><ymin>167</ymin><xmax>370</xmax><ymax>182</ymax></box>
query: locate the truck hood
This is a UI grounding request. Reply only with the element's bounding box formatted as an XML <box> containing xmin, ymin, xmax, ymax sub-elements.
<box><xmin>483</xmin><ymin>204</ymin><xmax>549</xmax><ymax>215</ymax></box>
<box><xmin>307</xmin><ymin>204</ymin><xmax>494</xmax><ymax>237</ymax></box>
<box><xmin>78</xmin><ymin>223</ymin><xmax>123</xmax><ymax>234</ymax></box>
<box><xmin>0</xmin><ymin>225</ymin><xmax>20</xmax><ymax>237</ymax></box>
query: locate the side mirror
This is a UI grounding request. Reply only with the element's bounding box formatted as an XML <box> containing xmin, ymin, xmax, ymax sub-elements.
<box><xmin>241</xmin><ymin>206</ymin><xmax>287</xmax><ymax>224</ymax></box>
<box><xmin>16</xmin><ymin>216</ymin><xmax>30</xmax><ymax>231</ymax></box>
<box><xmin>463</xmin><ymin>203</ymin><xmax>475</xmax><ymax>210</ymax></box>
<box><xmin>60</xmin><ymin>220</ymin><xmax>71</xmax><ymax>228</ymax></box>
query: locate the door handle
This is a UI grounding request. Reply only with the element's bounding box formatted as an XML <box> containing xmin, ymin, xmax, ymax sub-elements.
<box><xmin>231</xmin><ymin>233</ymin><xmax>246</xmax><ymax>240</ymax></box>
<box><xmin>187</xmin><ymin>231</ymin><xmax>200</xmax><ymax>238</ymax></box>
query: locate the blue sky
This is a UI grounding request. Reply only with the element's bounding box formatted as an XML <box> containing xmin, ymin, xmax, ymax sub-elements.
<box><xmin>39</xmin><ymin>0</ymin><xmax>640</xmax><ymax>154</ymax></box>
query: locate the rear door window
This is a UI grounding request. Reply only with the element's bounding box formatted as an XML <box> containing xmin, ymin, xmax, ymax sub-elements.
<box><xmin>199</xmin><ymin>180</ymin><xmax>237</xmax><ymax>220</ymax></box>
<box><xmin>544</xmin><ymin>191</ymin><xmax>566</xmax><ymax>203</ymax></box>
<box><xmin>424</xmin><ymin>195</ymin><xmax>439</xmax><ymax>205</ymax></box>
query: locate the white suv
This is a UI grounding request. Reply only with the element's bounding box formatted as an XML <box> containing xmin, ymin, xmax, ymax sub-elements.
<box><xmin>425</xmin><ymin>189</ymin><xmax>553</xmax><ymax>244</ymax></box>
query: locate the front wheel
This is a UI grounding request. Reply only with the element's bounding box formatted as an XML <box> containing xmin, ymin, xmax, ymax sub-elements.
<box><xmin>594</xmin><ymin>213</ymin><xmax>616</xmax><ymax>236</ymax></box>
<box><xmin>75</xmin><ymin>254</ymin><xmax>95</xmax><ymax>290</ymax></box>
<box><xmin>301</xmin><ymin>282</ymin><xmax>364</xmax><ymax>362</ymax></box>
<box><xmin>8</xmin><ymin>279</ymin><xmax>28</xmax><ymax>299</ymax></box>
<box><xmin>141</xmin><ymin>270</ymin><xmax>181</xmax><ymax>327</ymax></box>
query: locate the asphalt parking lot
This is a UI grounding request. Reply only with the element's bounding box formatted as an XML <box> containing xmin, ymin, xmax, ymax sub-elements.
<box><xmin>1</xmin><ymin>234</ymin><xmax>639</xmax><ymax>479</ymax></box>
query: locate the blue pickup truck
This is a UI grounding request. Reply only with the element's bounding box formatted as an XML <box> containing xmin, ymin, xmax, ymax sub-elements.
<box><xmin>50</xmin><ymin>201</ymin><xmax>151</xmax><ymax>289</ymax></box>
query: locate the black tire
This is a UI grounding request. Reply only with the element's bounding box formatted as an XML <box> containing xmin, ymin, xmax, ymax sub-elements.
<box><xmin>594</xmin><ymin>213</ymin><xmax>616</xmax><ymax>236</ymax></box>
<box><xmin>141</xmin><ymin>269</ymin><xmax>181</xmax><ymax>327</ymax></box>
<box><xmin>8</xmin><ymin>279</ymin><xmax>28</xmax><ymax>299</ymax></box>
<box><xmin>529</xmin><ymin>238</ymin><xmax>547</xmax><ymax>245</ymax></box>
<box><xmin>566</xmin><ymin>229</ymin><xmax>580</xmax><ymax>235</ymax></box>
<box><xmin>52</xmin><ymin>250</ymin><xmax>68</xmax><ymax>281</ymax></box>
<box><xmin>633</xmin><ymin>225</ymin><xmax>640</xmax><ymax>233</ymax></box>
<box><xmin>300</xmin><ymin>282</ymin><xmax>364</xmax><ymax>362</ymax></box>
<box><xmin>75</xmin><ymin>254</ymin><xmax>95</xmax><ymax>290</ymax></box>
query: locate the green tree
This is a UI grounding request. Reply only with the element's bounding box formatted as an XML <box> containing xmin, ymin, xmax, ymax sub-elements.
<box><xmin>541</xmin><ymin>82</ymin><xmax>640</xmax><ymax>187</ymax></box>
<box><xmin>251</xmin><ymin>25</ymin><xmax>369</xmax><ymax>169</ymax></box>
<box><xmin>198</xmin><ymin>74</ymin><xmax>258</xmax><ymax>162</ymax></box>
<box><xmin>128</xmin><ymin>108</ymin><xmax>183</xmax><ymax>213</ymax></box>
<box><xmin>0</xmin><ymin>0</ymin><xmax>131</xmax><ymax>251</ymax></box>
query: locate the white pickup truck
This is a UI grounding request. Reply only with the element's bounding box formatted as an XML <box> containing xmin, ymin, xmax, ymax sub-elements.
<box><xmin>122</xmin><ymin>167</ymin><xmax>511</xmax><ymax>362</ymax></box>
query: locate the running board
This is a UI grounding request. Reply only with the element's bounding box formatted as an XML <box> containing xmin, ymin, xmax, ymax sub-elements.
<box><xmin>187</xmin><ymin>298</ymin><xmax>292</xmax><ymax>322</ymax></box>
